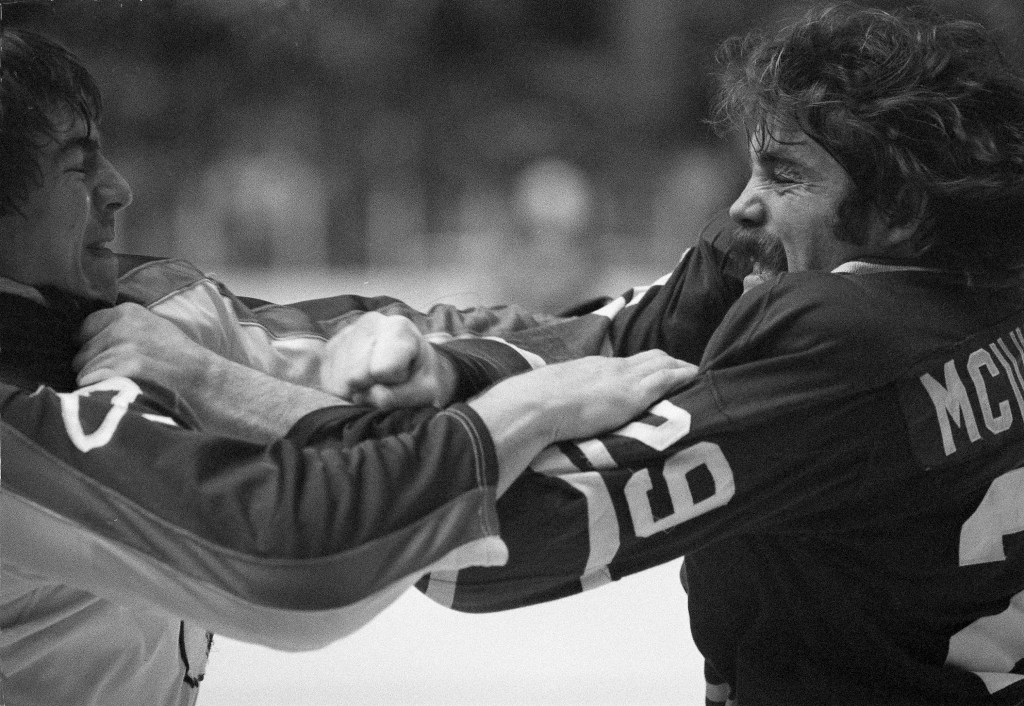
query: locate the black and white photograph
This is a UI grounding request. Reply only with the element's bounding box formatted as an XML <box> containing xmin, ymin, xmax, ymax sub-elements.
<box><xmin>3</xmin><ymin>0</ymin><xmax>1024</xmax><ymax>704</ymax></box>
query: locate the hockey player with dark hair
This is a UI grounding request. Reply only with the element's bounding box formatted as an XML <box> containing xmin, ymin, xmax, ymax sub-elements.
<box><xmin>426</xmin><ymin>5</ymin><xmax>1024</xmax><ymax>703</ymax></box>
<box><xmin>0</xmin><ymin>28</ymin><xmax>695</xmax><ymax>706</ymax></box>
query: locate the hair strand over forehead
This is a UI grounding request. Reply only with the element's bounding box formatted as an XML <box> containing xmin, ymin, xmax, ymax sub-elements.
<box><xmin>0</xmin><ymin>27</ymin><xmax>102</xmax><ymax>217</ymax></box>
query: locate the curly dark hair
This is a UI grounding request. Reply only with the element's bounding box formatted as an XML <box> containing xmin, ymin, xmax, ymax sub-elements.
<box><xmin>0</xmin><ymin>28</ymin><xmax>102</xmax><ymax>217</ymax></box>
<box><xmin>714</xmin><ymin>3</ymin><xmax>1024</xmax><ymax>272</ymax></box>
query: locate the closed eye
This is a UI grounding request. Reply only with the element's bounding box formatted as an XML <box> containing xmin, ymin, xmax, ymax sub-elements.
<box><xmin>61</xmin><ymin>138</ymin><xmax>100</xmax><ymax>175</ymax></box>
<box><xmin>765</xmin><ymin>162</ymin><xmax>802</xmax><ymax>185</ymax></box>
<box><xmin>771</xmin><ymin>167</ymin><xmax>800</xmax><ymax>184</ymax></box>
<box><xmin>756</xmin><ymin>152</ymin><xmax>806</xmax><ymax>186</ymax></box>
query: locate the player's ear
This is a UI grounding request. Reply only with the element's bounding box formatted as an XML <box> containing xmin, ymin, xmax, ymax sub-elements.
<box><xmin>879</xmin><ymin>188</ymin><xmax>927</xmax><ymax>254</ymax></box>
<box><xmin>883</xmin><ymin>219</ymin><xmax>922</xmax><ymax>251</ymax></box>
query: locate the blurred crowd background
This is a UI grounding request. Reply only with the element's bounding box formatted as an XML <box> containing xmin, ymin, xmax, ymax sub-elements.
<box><xmin>8</xmin><ymin>0</ymin><xmax>1024</xmax><ymax>311</ymax></box>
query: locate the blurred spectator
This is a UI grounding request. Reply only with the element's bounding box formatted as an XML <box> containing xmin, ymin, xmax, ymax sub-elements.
<box><xmin>175</xmin><ymin>103</ymin><xmax>329</xmax><ymax>270</ymax></box>
<box><xmin>507</xmin><ymin>158</ymin><xmax>596</xmax><ymax>311</ymax></box>
<box><xmin>10</xmin><ymin>0</ymin><xmax>1021</xmax><ymax>305</ymax></box>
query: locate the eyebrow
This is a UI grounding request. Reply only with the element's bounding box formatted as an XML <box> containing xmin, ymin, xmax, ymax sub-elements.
<box><xmin>58</xmin><ymin>135</ymin><xmax>100</xmax><ymax>156</ymax></box>
<box><xmin>755</xmin><ymin>150</ymin><xmax>804</xmax><ymax>171</ymax></box>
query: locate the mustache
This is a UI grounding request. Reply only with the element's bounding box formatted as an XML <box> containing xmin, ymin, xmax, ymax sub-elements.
<box><xmin>731</xmin><ymin>227</ymin><xmax>788</xmax><ymax>275</ymax></box>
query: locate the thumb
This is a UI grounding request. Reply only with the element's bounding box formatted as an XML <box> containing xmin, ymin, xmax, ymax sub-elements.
<box><xmin>77</xmin><ymin>308</ymin><xmax>116</xmax><ymax>343</ymax></box>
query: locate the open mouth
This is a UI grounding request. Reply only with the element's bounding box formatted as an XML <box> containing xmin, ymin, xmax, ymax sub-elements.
<box><xmin>85</xmin><ymin>242</ymin><xmax>114</xmax><ymax>257</ymax></box>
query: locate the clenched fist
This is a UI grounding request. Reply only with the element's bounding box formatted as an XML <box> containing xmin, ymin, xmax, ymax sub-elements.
<box><xmin>320</xmin><ymin>312</ymin><xmax>457</xmax><ymax>408</ymax></box>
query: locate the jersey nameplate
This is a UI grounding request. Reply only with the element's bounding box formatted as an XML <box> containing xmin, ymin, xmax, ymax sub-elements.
<box><xmin>901</xmin><ymin>324</ymin><xmax>1024</xmax><ymax>466</ymax></box>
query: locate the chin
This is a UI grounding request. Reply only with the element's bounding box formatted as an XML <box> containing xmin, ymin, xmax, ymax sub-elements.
<box><xmin>79</xmin><ymin>260</ymin><xmax>119</xmax><ymax>302</ymax></box>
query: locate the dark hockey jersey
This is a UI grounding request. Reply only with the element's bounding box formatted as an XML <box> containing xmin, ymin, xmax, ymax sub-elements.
<box><xmin>0</xmin><ymin>286</ymin><xmax>106</xmax><ymax>392</ymax></box>
<box><xmin>419</xmin><ymin>262</ymin><xmax>1024</xmax><ymax>705</ymax></box>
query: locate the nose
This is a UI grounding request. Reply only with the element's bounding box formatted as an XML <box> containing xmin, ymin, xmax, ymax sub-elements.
<box><xmin>728</xmin><ymin>179</ymin><xmax>766</xmax><ymax>229</ymax></box>
<box><xmin>94</xmin><ymin>156</ymin><xmax>133</xmax><ymax>215</ymax></box>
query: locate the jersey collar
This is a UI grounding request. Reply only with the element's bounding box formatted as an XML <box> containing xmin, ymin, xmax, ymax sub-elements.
<box><xmin>833</xmin><ymin>259</ymin><xmax>1024</xmax><ymax>288</ymax></box>
<box><xmin>831</xmin><ymin>260</ymin><xmax>937</xmax><ymax>275</ymax></box>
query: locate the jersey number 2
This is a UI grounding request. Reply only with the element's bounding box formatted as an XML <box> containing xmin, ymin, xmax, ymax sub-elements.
<box><xmin>947</xmin><ymin>466</ymin><xmax>1024</xmax><ymax>694</ymax></box>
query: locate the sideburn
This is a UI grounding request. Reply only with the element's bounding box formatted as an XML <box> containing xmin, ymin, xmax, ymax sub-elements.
<box><xmin>834</xmin><ymin>190</ymin><xmax>874</xmax><ymax>246</ymax></box>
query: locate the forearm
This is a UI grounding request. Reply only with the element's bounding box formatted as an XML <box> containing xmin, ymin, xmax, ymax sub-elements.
<box><xmin>2</xmin><ymin>382</ymin><xmax>505</xmax><ymax>650</ymax></box>
<box><xmin>468</xmin><ymin>392</ymin><xmax>556</xmax><ymax>496</ymax></box>
<box><xmin>186</xmin><ymin>353</ymin><xmax>348</xmax><ymax>442</ymax></box>
<box><xmin>74</xmin><ymin>302</ymin><xmax>349</xmax><ymax>439</ymax></box>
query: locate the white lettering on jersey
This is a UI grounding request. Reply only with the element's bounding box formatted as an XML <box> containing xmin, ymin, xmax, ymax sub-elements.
<box><xmin>960</xmin><ymin>467</ymin><xmax>1024</xmax><ymax>566</ymax></box>
<box><xmin>614</xmin><ymin>399</ymin><xmax>691</xmax><ymax>452</ymax></box>
<box><xmin>989</xmin><ymin>343</ymin><xmax>1024</xmax><ymax>422</ymax></box>
<box><xmin>921</xmin><ymin>360</ymin><xmax>981</xmax><ymax>456</ymax></box>
<box><xmin>57</xmin><ymin>378</ymin><xmax>143</xmax><ymax>452</ymax></box>
<box><xmin>532</xmin><ymin>401</ymin><xmax>690</xmax><ymax>474</ymax></box>
<box><xmin>947</xmin><ymin>467</ymin><xmax>1024</xmax><ymax>693</ymax></box>
<box><xmin>533</xmin><ymin>400</ymin><xmax>733</xmax><ymax>558</ymax></box>
<box><xmin>968</xmin><ymin>349</ymin><xmax>1014</xmax><ymax>436</ymax></box>
<box><xmin>948</xmin><ymin>593</ymin><xmax>1024</xmax><ymax>694</ymax></box>
<box><xmin>625</xmin><ymin>442</ymin><xmax>734</xmax><ymax>537</ymax></box>
<box><xmin>921</xmin><ymin>329</ymin><xmax>1024</xmax><ymax>456</ymax></box>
